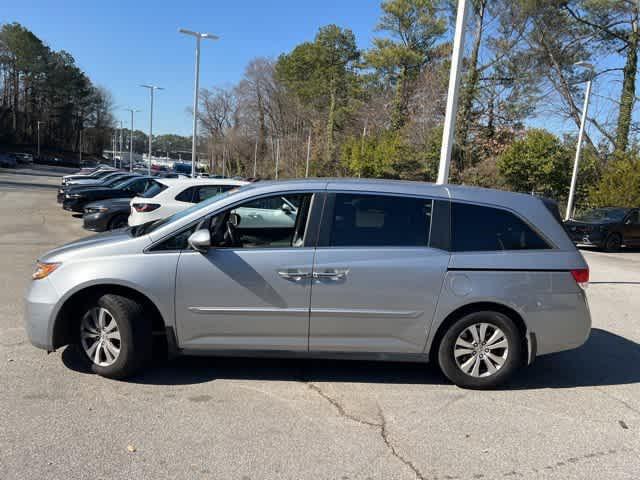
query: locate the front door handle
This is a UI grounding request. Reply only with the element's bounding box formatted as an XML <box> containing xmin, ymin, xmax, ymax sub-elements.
<box><xmin>313</xmin><ymin>268</ymin><xmax>349</xmax><ymax>280</ymax></box>
<box><xmin>278</xmin><ymin>269</ymin><xmax>311</xmax><ymax>281</ymax></box>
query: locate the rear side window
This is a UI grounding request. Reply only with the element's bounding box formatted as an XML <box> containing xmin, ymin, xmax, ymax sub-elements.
<box><xmin>195</xmin><ymin>185</ymin><xmax>236</xmax><ymax>202</ymax></box>
<box><xmin>139</xmin><ymin>181</ymin><xmax>167</xmax><ymax>198</ymax></box>
<box><xmin>175</xmin><ymin>187</ymin><xmax>196</xmax><ymax>203</ymax></box>
<box><xmin>330</xmin><ymin>194</ymin><xmax>432</xmax><ymax>247</ymax></box>
<box><xmin>451</xmin><ymin>202</ymin><xmax>550</xmax><ymax>251</ymax></box>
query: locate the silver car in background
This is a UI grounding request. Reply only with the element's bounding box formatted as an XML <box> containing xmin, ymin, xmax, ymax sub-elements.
<box><xmin>25</xmin><ymin>179</ymin><xmax>591</xmax><ymax>389</ymax></box>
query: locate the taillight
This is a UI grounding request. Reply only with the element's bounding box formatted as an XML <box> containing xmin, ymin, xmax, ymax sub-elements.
<box><xmin>571</xmin><ymin>268</ymin><xmax>589</xmax><ymax>287</ymax></box>
<box><xmin>133</xmin><ymin>203</ymin><xmax>160</xmax><ymax>213</ymax></box>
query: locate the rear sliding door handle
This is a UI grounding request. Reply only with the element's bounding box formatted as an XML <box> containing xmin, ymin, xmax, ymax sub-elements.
<box><xmin>313</xmin><ymin>269</ymin><xmax>349</xmax><ymax>280</ymax></box>
<box><xmin>278</xmin><ymin>269</ymin><xmax>311</xmax><ymax>281</ymax></box>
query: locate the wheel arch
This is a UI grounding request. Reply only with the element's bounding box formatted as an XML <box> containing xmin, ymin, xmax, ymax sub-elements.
<box><xmin>52</xmin><ymin>283</ymin><xmax>166</xmax><ymax>349</ymax></box>
<box><xmin>427</xmin><ymin>301</ymin><xmax>528</xmax><ymax>365</ymax></box>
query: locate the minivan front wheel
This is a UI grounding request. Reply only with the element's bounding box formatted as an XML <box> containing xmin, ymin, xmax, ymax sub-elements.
<box><xmin>77</xmin><ymin>294</ymin><xmax>151</xmax><ymax>379</ymax></box>
<box><xmin>438</xmin><ymin>311</ymin><xmax>522</xmax><ymax>389</ymax></box>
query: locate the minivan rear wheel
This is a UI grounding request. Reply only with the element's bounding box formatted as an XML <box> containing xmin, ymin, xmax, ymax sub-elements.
<box><xmin>77</xmin><ymin>293</ymin><xmax>151</xmax><ymax>379</ymax></box>
<box><xmin>437</xmin><ymin>311</ymin><xmax>522</xmax><ymax>389</ymax></box>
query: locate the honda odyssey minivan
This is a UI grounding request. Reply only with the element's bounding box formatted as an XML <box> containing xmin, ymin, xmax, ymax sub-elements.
<box><xmin>25</xmin><ymin>179</ymin><xmax>591</xmax><ymax>389</ymax></box>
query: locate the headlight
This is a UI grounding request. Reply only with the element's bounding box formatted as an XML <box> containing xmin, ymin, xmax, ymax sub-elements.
<box><xmin>32</xmin><ymin>262</ymin><xmax>61</xmax><ymax>280</ymax></box>
<box><xmin>85</xmin><ymin>206</ymin><xmax>108</xmax><ymax>214</ymax></box>
<box><xmin>68</xmin><ymin>193</ymin><xmax>84</xmax><ymax>199</ymax></box>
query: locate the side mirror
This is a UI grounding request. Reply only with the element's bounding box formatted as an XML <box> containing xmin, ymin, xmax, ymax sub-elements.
<box><xmin>625</xmin><ymin>218</ymin><xmax>632</xmax><ymax>225</ymax></box>
<box><xmin>188</xmin><ymin>229</ymin><xmax>211</xmax><ymax>253</ymax></box>
<box><xmin>281</xmin><ymin>203</ymin><xmax>293</xmax><ymax>214</ymax></box>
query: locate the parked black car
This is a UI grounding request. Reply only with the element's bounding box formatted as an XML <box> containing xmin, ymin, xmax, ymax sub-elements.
<box><xmin>565</xmin><ymin>207</ymin><xmax>640</xmax><ymax>251</ymax></box>
<box><xmin>83</xmin><ymin>198</ymin><xmax>131</xmax><ymax>231</ymax></box>
<box><xmin>62</xmin><ymin>176</ymin><xmax>157</xmax><ymax>212</ymax></box>
<box><xmin>57</xmin><ymin>172</ymin><xmax>138</xmax><ymax>202</ymax></box>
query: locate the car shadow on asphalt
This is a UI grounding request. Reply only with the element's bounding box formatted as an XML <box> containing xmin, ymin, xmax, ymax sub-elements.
<box><xmin>61</xmin><ymin>328</ymin><xmax>639</xmax><ymax>390</ymax></box>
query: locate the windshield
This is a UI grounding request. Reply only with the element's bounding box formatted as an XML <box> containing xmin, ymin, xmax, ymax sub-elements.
<box><xmin>104</xmin><ymin>174</ymin><xmax>133</xmax><ymax>187</ymax></box>
<box><xmin>112</xmin><ymin>177</ymin><xmax>141</xmax><ymax>190</ymax></box>
<box><xmin>575</xmin><ymin>208</ymin><xmax>628</xmax><ymax>222</ymax></box>
<box><xmin>129</xmin><ymin>185</ymin><xmax>248</xmax><ymax>237</ymax></box>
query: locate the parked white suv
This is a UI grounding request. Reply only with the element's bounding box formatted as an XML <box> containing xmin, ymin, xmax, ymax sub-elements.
<box><xmin>128</xmin><ymin>178</ymin><xmax>248</xmax><ymax>226</ymax></box>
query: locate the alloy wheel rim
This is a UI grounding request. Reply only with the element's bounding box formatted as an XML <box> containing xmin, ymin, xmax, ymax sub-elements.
<box><xmin>454</xmin><ymin>322</ymin><xmax>508</xmax><ymax>378</ymax></box>
<box><xmin>80</xmin><ymin>307</ymin><xmax>121</xmax><ymax>367</ymax></box>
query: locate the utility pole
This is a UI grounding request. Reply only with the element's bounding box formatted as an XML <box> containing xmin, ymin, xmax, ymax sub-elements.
<box><xmin>37</xmin><ymin>121</ymin><xmax>44</xmax><ymax>159</ymax></box>
<box><xmin>565</xmin><ymin>62</ymin><xmax>595</xmax><ymax>221</ymax></box>
<box><xmin>180</xmin><ymin>29</ymin><xmax>219</xmax><ymax>178</ymax></box>
<box><xmin>118</xmin><ymin>120</ymin><xmax>124</xmax><ymax>169</ymax></box>
<box><xmin>79</xmin><ymin>129</ymin><xmax>83</xmax><ymax>164</ymax></box>
<box><xmin>305</xmin><ymin>134</ymin><xmax>311</xmax><ymax>178</ymax></box>
<box><xmin>275</xmin><ymin>138</ymin><xmax>280</xmax><ymax>180</ymax></box>
<box><xmin>125</xmin><ymin>108</ymin><xmax>140</xmax><ymax>173</ymax></box>
<box><xmin>253</xmin><ymin>139</ymin><xmax>258</xmax><ymax>178</ymax></box>
<box><xmin>141</xmin><ymin>84</ymin><xmax>164</xmax><ymax>175</ymax></box>
<box><xmin>437</xmin><ymin>0</ymin><xmax>469</xmax><ymax>185</ymax></box>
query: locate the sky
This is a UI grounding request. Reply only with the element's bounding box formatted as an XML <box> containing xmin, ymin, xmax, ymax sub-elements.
<box><xmin>3</xmin><ymin>0</ymin><xmax>383</xmax><ymax>136</ymax></box>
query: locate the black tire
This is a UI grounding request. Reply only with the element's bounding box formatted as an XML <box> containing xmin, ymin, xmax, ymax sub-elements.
<box><xmin>77</xmin><ymin>293</ymin><xmax>152</xmax><ymax>379</ymax></box>
<box><xmin>437</xmin><ymin>311</ymin><xmax>523</xmax><ymax>389</ymax></box>
<box><xmin>603</xmin><ymin>233</ymin><xmax>622</xmax><ymax>252</ymax></box>
<box><xmin>108</xmin><ymin>213</ymin><xmax>129</xmax><ymax>230</ymax></box>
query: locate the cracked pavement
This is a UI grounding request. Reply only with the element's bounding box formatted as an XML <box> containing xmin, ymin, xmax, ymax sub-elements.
<box><xmin>0</xmin><ymin>168</ymin><xmax>639</xmax><ymax>479</ymax></box>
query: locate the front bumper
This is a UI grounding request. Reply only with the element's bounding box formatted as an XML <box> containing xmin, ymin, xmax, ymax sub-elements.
<box><xmin>83</xmin><ymin>212</ymin><xmax>110</xmax><ymax>232</ymax></box>
<box><xmin>24</xmin><ymin>278</ymin><xmax>60</xmax><ymax>351</ymax></box>
<box><xmin>567</xmin><ymin>230</ymin><xmax>606</xmax><ymax>247</ymax></box>
<box><xmin>62</xmin><ymin>198</ymin><xmax>86</xmax><ymax>212</ymax></box>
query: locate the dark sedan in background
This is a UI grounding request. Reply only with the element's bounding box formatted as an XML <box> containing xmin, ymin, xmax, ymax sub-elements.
<box><xmin>83</xmin><ymin>198</ymin><xmax>131</xmax><ymax>231</ymax></box>
<box><xmin>57</xmin><ymin>172</ymin><xmax>138</xmax><ymax>203</ymax></box>
<box><xmin>62</xmin><ymin>176</ymin><xmax>158</xmax><ymax>212</ymax></box>
<box><xmin>565</xmin><ymin>207</ymin><xmax>640</xmax><ymax>251</ymax></box>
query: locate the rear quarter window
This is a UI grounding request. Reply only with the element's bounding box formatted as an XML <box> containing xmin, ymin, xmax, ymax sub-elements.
<box><xmin>139</xmin><ymin>181</ymin><xmax>168</xmax><ymax>198</ymax></box>
<box><xmin>451</xmin><ymin>202</ymin><xmax>550</xmax><ymax>252</ymax></box>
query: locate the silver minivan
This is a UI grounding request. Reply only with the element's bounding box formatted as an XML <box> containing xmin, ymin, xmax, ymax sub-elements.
<box><xmin>25</xmin><ymin>179</ymin><xmax>591</xmax><ymax>389</ymax></box>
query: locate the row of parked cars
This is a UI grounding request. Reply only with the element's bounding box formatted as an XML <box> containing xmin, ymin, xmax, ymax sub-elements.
<box><xmin>58</xmin><ymin>165</ymin><xmax>248</xmax><ymax>231</ymax></box>
<box><xmin>0</xmin><ymin>152</ymin><xmax>34</xmax><ymax>167</ymax></box>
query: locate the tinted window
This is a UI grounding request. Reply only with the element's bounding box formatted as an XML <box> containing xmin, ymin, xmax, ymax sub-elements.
<box><xmin>140</xmin><ymin>181</ymin><xmax>168</xmax><ymax>198</ymax></box>
<box><xmin>195</xmin><ymin>185</ymin><xmax>236</xmax><ymax>202</ymax></box>
<box><xmin>451</xmin><ymin>202</ymin><xmax>550</xmax><ymax>251</ymax></box>
<box><xmin>175</xmin><ymin>187</ymin><xmax>196</xmax><ymax>203</ymax></box>
<box><xmin>627</xmin><ymin>211</ymin><xmax>639</xmax><ymax>224</ymax></box>
<box><xmin>330</xmin><ymin>194</ymin><xmax>432</xmax><ymax>247</ymax></box>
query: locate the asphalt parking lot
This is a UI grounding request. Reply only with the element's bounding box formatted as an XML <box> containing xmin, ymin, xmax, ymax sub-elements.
<box><xmin>0</xmin><ymin>167</ymin><xmax>638</xmax><ymax>480</ymax></box>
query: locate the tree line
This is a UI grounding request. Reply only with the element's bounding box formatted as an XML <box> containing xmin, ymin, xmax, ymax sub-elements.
<box><xmin>0</xmin><ymin>22</ymin><xmax>115</xmax><ymax>157</ymax></box>
<box><xmin>197</xmin><ymin>0</ymin><xmax>640</xmax><ymax>208</ymax></box>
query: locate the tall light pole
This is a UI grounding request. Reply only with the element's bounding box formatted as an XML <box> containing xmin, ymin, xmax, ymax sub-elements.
<box><xmin>79</xmin><ymin>129</ymin><xmax>83</xmax><ymax>164</ymax></box>
<box><xmin>179</xmin><ymin>29</ymin><xmax>219</xmax><ymax>178</ymax></box>
<box><xmin>37</xmin><ymin>121</ymin><xmax>44</xmax><ymax>159</ymax></box>
<box><xmin>437</xmin><ymin>0</ymin><xmax>469</xmax><ymax>185</ymax></box>
<box><xmin>118</xmin><ymin>120</ymin><xmax>124</xmax><ymax>169</ymax></box>
<box><xmin>565</xmin><ymin>61</ymin><xmax>595</xmax><ymax>221</ymax></box>
<box><xmin>125</xmin><ymin>108</ymin><xmax>140</xmax><ymax>172</ymax></box>
<box><xmin>140</xmin><ymin>85</ymin><xmax>163</xmax><ymax>175</ymax></box>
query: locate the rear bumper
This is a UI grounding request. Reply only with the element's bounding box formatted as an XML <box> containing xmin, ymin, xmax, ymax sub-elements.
<box><xmin>24</xmin><ymin>278</ymin><xmax>60</xmax><ymax>351</ymax></box>
<box><xmin>534</xmin><ymin>289</ymin><xmax>592</xmax><ymax>356</ymax></box>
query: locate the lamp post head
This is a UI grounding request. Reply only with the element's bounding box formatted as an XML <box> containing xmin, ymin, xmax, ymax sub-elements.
<box><xmin>574</xmin><ymin>61</ymin><xmax>595</xmax><ymax>70</ymax></box>
<box><xmin>179</xmin><ymin>28</ymin><xmax>219</xmax><ymax>41</ymax></box>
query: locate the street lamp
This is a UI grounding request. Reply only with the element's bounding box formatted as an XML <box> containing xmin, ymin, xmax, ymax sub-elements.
<box><xmin>436</xmin><ymin>0</ymin><xmax>469</xmax><ymax>184</ymax></box>
<box><xmin>140</xmin><ymin>84</ymin><xmax>164</xmax><ymax>175</ymax></box>
<box><xmin>124</xmin><ymin>108</ymin><xmax>141</xmax><ymax>172</ymax></box>
<box><xmin>179</xmin><ymin>28</ymin><xmax>219</xmax><ymax>178</ymax></box>
<box><xmin>37</xmin><ymin>121</ymin><xmax>45</xmax><ymax>159</ymax></box>
<box><xmin>565</xmin><ymin>61</ymin><xmax>595</xmax><ymax>221</ymax></box>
